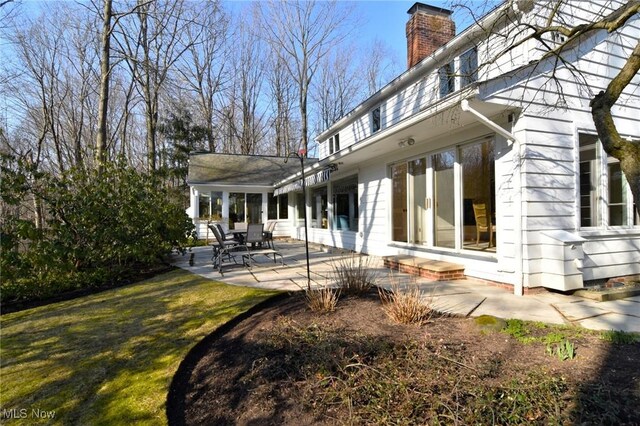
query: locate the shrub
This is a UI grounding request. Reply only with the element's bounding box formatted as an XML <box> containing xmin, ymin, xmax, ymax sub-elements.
<box><xmin>378</xmin><ymin>275</ymin><xmax>433</xmax><ymax>325</ymax></box>
<box><xmin>332</xmin><ymin>253</ymin><xmax>378</xmax><ymax>295</ymax></box>
<box><xmin>305</xmin><ymin>286</ymin><xmax>340</xmax><ymax>313</ymax></box>
<box><xmin>0</xmin><ymin>157</ymin><xmax>195</xmax><ymax>304</ymax></box>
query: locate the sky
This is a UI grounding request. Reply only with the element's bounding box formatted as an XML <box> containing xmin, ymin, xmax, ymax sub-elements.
<box><xmin>15</xmin><ymin>0</ymin><xmax>481</xmax><ymax>65</ymax></box>
<box><xmin>225</xmin><ymin>0</ymin><xmax>476</xmax><ymax>71</ymax></box>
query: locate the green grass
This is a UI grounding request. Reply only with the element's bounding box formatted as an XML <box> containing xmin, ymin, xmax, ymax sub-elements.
<box><xmin>0</xmin><ymin>269</ymin><xmax>276</xmax><ymax>425</ymax></box>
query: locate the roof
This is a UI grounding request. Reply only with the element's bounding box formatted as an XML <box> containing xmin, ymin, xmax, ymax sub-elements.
<box><xmin>187</xmin><ymin>153</ymin><xmax>317</xmax><ymax>186</ymax></box>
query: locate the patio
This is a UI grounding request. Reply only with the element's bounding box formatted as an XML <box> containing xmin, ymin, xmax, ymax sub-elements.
<box><xmin>171</xmin><ymin>240</ymin><xmax>640</xmax><ymax>333</ymax></box>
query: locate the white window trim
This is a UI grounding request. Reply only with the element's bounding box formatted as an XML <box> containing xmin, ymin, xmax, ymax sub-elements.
<box><xmin>575</xmin><ymin>128</ymin><xmax>638</xmax><ymax>230</ymax></box>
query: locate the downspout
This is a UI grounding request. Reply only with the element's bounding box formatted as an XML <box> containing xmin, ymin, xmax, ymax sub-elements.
<box><xmin>460</xmin><ymin>98</ymin><xmax>524</xmax><ymax>296</ymax></box>
<box><xmin>461</xmin><ymin>99</ymin><xmax>515</xmax><ymax>144</ymax></box>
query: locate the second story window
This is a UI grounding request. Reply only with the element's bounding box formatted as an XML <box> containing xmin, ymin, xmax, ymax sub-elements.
<box><xmin>328</xmin><ymin>133</ymin><xmax>340</xmax><ymax>154</ymax></box>
<box><xmin>439</xmin><ymin>61</ymin><xmax>455</xmax><ymax>98</ymax></box>
<box><xmin>460</xmin><ymin>47</ymin><xmax>478</xmax><ymax>87</ymax></box>
<box><xmin>371</xmin><ymin>107</ymin><xmax>381</xmax><ymax>133</ymax></box>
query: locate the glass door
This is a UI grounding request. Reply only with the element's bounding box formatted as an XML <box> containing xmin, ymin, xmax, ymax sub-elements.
<box><xmin>246</xmin><ymin>193</ymin><xmax>262</xmax><ymax>224</ymax></box>
<box><xmin>391</xmin><ymin>163</ymin><xmax>408</xmax><ymax>242</ymax></box>
<box><xmin>432</xmin><ymin>150</ymin><xmax>456</xmax><ymax>248</ymax></box>
<box><xmin>409</xmin><ymin>159</ymin><xmax>427</xmax><ymax>244</ymax></box>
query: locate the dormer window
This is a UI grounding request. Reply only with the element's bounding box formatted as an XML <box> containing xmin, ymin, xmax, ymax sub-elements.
<box><xmin>371</xmin><ymin>107</ymin><xmax>381</xmax><ymax>133</ymax></box>
<box><xmin>460</xmin><ymin>47</ymin><xmax>478</xmax><ymax>87</ymax></box>
<box><xmin>328</xmin><ymin>133</ymin><xmax>340</xmax><ymax>154</ymax></box>
<box><xmin>439</xmin><ymin>61</ymin><xmax>455</xmax><ymax>97</ymax></box>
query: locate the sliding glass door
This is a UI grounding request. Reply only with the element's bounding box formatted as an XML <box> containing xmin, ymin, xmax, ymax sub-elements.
<box><xmin>432</xmin><ymin>150</ymin><xmax>456</xmax><ymax>249</ymax></box>
<box><xmin>389</xmin><ymin>138</ymin><xmax>496</xmax><ymax>253</ymax></box>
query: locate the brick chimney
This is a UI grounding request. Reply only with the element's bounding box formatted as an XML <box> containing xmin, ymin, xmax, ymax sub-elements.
<box><xmin>406</xmin><ymin>3</ymin><xmax>455</xmax><ymax>69</ymax></box>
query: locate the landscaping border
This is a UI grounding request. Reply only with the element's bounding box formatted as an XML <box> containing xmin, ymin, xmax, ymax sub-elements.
<box><xmin>166</xmin><ymin>291</ymin><xmax>292</xmax><ymax>426</ymax></box>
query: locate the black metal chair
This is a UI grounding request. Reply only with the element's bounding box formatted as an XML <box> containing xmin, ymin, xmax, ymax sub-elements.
<box><xmin>209</xmin><ymin>225</ymin><xmax>246</xmax><ymax>273</ymax></box>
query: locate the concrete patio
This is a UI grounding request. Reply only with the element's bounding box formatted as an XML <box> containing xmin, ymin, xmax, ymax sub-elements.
<box><xmin>171</xmin><ymin>240</ymin><xmax>640</xmax><ymax>333</ymax></box>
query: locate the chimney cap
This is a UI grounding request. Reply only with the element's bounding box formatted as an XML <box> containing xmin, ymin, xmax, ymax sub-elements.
<box><xmin>407</xmin><ymin>2</ymin><xmax>452</xmax><ymax>17</ymax></box>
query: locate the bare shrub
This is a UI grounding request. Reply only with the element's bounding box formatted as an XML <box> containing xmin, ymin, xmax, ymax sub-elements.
<box><xmin>332</xmin><ymin>253</ymin><xmax>378</xmax><ymax>295</ymax></box>
<box><xmin>305</xmin><ymin>287</ymin><xmax>340</xmax><ymax>313</ymax></box>
<box><xmin>379</xmin><ymin>275</ymin><xmax>433</xmax><ymax>325</ymax></box>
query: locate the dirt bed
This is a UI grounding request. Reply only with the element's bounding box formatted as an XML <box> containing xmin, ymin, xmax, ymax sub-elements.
<box><xmin>168</xmin><ymin>292</ymin><xmax>640</xmax><ymax>425</ymax></box>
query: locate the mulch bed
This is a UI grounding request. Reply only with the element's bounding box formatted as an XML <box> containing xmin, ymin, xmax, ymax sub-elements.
<box><xmin>167</xmin><ymin>291</ymin><xmax>640</xmax><ymax>425</ymax></box>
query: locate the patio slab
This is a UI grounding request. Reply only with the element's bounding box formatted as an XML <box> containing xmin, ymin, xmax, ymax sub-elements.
<box><xmin>575</xmin><ymin>314</ymin><xmax>640</xmax><ymax>333</ymax></box>
<box><xmin>171</xmin><ymin>242</ymin><xmax>640</xmax><ymax>333</ymax></box>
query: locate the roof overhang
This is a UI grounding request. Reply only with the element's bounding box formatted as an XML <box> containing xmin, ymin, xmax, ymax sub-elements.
<box><xmin>322</xmin><ymin>89</ymin><xmax>514</xmax><ymax>166</ymax></box>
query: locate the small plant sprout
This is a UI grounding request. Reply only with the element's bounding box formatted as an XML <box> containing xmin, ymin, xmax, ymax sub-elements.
<box><xmin>546</xmin><ymin>339</ymin><xmax>576</xmax><ymax>361</ymax></box>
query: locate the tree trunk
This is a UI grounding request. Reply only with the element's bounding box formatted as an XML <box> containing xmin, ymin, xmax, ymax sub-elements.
<box><xmin>591</xmin><ymin>38</ymin><xmax>640</xmax><ymax>218</ymax></box>
<box><xmin>96</xmin><ymin>0</ymin><xmax>112</xmax><ymax>171</ymax></box>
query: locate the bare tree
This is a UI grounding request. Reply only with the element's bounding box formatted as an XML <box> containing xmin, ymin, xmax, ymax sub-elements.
<box><xmin>257</xmin><ymin>0</ymin><xmax>354</xmax><ymax>155</ymax></box>
<box><xmin>176</xmin><ymin>0</ymin><xmax>229</xmax><ymax>153</ymax></box>
<box><xmin>267</xmin><ymin>54</ymin><xmax>299</xmax><ymax>156</ymax></box>
<box><xmin>359</xmin><ymin>38</ymin><xmax>402</xmax><ymax>97</ymax></box>
<box><xmin>115</xmin><ymin>0</ymin><xmax>194</xmax><ymax>171</ymax></box>
<box><xmin>312</xmin><ymin>48</ymin><xmax>360</xmax><ymax>131</ymax></box>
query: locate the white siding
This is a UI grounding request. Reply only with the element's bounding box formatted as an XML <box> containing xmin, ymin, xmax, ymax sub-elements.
<box><xmin>308</xmin><ymin>1</ymin><xmax>639</xmax><ymax>291</ymax></box>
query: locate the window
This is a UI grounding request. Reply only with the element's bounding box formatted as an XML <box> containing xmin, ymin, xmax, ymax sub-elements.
<box><xmin>371</xmin><ymin>107</ymin><xmax>381</xmax><ymax>133</ymax></box>
<box><xmin>268</xmin><ymin>192</ymin><xmax>277</xmax><ymax>220</ymax></box>
<box><xmin>332</xmin><ymin>175</ymin><xmax>358</xmax><ymax>232</ymax></box>
<box><xmin>295</xmin><ymin>192</ymin><xmax>305</xmax><ymax>225</ymax></box>
<box><xmin>579</xmin><ymin>133</ymin><xmax>633</xmax><ymax>227</ymax></box>
<box><xmin>460</xmin><ymin>47</ymin><xmax>478</xmax><ymax>87</ymax></box>
<box><xmin>311</xmin><ymin>186</ymin><xmax>328</xmax><ymax>228</ymax></box>
<box><xmin>278</xmin><ymin>194</ymin><xmax>288</xmax><ymax>219</ymax></box>
<box><xmin>438</xmin><ymin>61</ymin><xmax>455</xmax><ymax>97</ymax></box>
<box><xmin>229</xmin><ymin>192</ymin><xmax>245</xmax><ymax>223</ymax></box>
<box><xmin>198</xmin><ymin>193</ymin><xmax>211</xmax><ymax>218</ymax></box>
<box><xmin>328</xmin><ymin>133</ymin><xmax>340</xmax><ymax>155</ymax></box>
<box><xmin>211</xmin><ymin>191</ymin><xmax>223</xmax><ymax>220</ymax></box>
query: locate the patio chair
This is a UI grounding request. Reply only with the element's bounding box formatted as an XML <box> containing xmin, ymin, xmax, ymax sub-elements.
<box><xmin>242</xmin><ymin>223</ymin><xmax>284</xmax><ymax>268</ymax></box>
<box><xmin>210</xmin><ymin>225</ymin><xmax>246</xmax><ymax>273</ymax></box>
<box><xmin>472</xmin><ymin>201</ymin><xmax>495</xmax><ymax>248</ymax></box>
<box><xmin>215</xmin><ymin>223</ymin><xmax>238</xmax><ymax>242</ymax></box>
<box><xmin>263</xmin><ymin>220</ymin><xmax>277</xmax><ymax>249</ymax></box>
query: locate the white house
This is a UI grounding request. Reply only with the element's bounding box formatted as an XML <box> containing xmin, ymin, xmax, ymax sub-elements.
<box><xmin>188</xmin><ymin>1</ymin><xmax>640</xmax><ymax>295</ymax></box>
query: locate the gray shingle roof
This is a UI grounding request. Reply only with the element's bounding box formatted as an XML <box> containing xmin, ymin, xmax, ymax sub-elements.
<box><xmin>187</xmin><ymin>153</ymin><xmax>317</xmax><ymax>186</ymax></box>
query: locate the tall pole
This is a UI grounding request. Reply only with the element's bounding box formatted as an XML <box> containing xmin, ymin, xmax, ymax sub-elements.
<box><xmin>299</xmin><ymin>154</ymin><xmax>311</xmax><ymax>291</ymax></box>
<box><xmin>286</xmin><ymin>150</ymin><xmax>312</xmax><ymax>290</ymax></box>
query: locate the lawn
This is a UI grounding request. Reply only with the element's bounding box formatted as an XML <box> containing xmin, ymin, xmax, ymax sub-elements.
<box><xmin>0</xmin><ymin>269</ymin><xmax>277</xmax><ymax>425</ymax></box>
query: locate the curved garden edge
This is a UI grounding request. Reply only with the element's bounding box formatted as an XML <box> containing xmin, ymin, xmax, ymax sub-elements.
<box><xmin>166</xmin><ymin>292</ymin><xmax>293</xmax><ymax>426</ymax></box>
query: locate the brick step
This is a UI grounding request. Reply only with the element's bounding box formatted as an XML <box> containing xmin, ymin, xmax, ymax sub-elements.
<box><xmin>383</xmin><ymin>255</ymin><xmax>465</xmax><ymax>281</ymax></box>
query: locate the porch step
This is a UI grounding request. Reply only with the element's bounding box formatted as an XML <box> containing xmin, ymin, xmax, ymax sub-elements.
<box><xmin>383</xmin><ymin>255</ymin><xmax>465</xmax><ymax>281</ymax></box>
